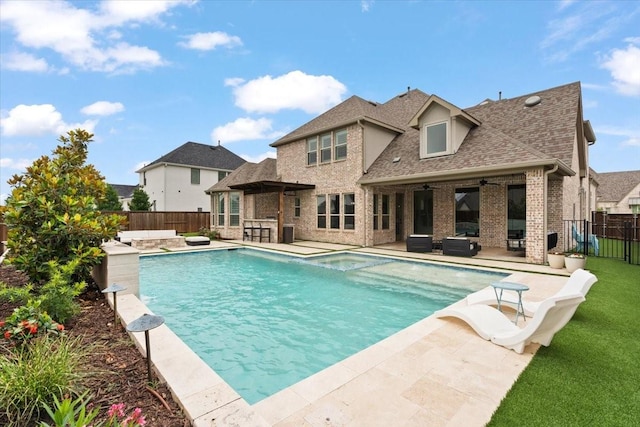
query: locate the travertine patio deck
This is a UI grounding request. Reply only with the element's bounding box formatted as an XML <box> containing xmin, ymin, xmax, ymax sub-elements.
<box><xmin>122</xmin><ymin>240</ymin><xmax>571</xmax><ymax>426</ymax></box>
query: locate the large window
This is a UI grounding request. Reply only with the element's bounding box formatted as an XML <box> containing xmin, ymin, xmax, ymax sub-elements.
<box><xmin>305</xmin><ymin>129</ymin><xmax>347</xmax><ymax>165</ymax></box>
<box><xmin>508</xmin><ymin>184</ymin><xmax>526</xmax><ymax>238</ymax></box>
<box><xmin>334</xmin><ymin>129</ymin><xmax>347</xmax><ymax>161</ymax></box>
<box><xmin>230</xmin><ymin>192</ymin><xmax>240</xmax><ymax>226</ymax></box>
<box><xmin>343</xmin><ymin>193</ymin><xmax>355</xmax><ymax>229</ymax></box>
<box><xmin>317</xmin><ymin>195</ymin><xmax>326</xmax><ymax>228</ymax></box>
<box><xmin>329</xmin><ymin>194</ymin><xmax>340</xmax><ymax>229</ymax></box>
<box><xmin>307</xmin><ymin>137</ymin><xmax>318</xmax><ymax>165</ymax></box>
<box><xmin>320</xmin><ymin>133</ymin><xmax>332</xmax><ymax>163</ymax></box>
<box><xmin>381</xmin><ymin>194</ymin><xmax>390</xmax><ymax>230</ymax></box>
<box><xmin>217</xmin><ymin>193</ymin><xmax>225</xmax><ymax>226</ymax></box>
<box><xmin>425</xmin><ymin>122</ymin><xmax>447</xmax><ymax>156</ymax></box>
<box><xmin>455</xmin><ymin>187</ymin><xmax>479</xmax><ymax>236</ymax></box>
<box><xmin>191</xmin><ymin>168</ymin><xmax>200</xmax><ymax>185</ymax></box>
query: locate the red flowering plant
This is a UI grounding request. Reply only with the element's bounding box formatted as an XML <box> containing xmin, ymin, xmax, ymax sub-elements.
<box><xmin>1</xmin><ymin>300</ymin><xmax>64</xmax><ymax>346</ymax></box>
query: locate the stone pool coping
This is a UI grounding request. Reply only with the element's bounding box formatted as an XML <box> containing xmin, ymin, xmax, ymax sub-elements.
<box><xmin>108</xmin><ymin>241</ymin><xmax>570</xmax><ymax>426</ymax></box>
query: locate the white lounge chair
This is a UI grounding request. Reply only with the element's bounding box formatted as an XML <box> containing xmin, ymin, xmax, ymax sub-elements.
<box><xmin>465</xmin><ymin>268</ymin><xmax>597</xmax><ymax>317</ymax></box>
<box><xmin>435</xmin><ymin>293</ymin><xmax>585</xmax><ymax>353</ymax></box>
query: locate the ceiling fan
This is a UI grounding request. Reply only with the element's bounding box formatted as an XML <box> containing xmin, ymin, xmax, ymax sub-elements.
<box><xmin>479</xmin><ymin>178</ymin><xmax>499</xmax><ymax>186</ymax></box>
<box><xmin>422</xmin><ymin>183</ymin><xmax>440</xmax><ymax>190</ymax></box>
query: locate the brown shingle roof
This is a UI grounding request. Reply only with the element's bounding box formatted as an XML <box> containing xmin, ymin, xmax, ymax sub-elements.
<box><xmin>206</xmin><ymin>158</ymin><xmax>277</xmax><ymax>193</ymax></box>
<box><xmin>271</xmin><ymin>90</ymin><xmax>430</xmax><ymax>146</ymax></box>
<box><xmin>596</xmin><ymin>170</ymin><xmax>640</xmax><ymax>202</ymax></box>
<box><xmin>360</xmin><ymin>82</ymin><xmax>582</xmax><ymax>183</ymax></box>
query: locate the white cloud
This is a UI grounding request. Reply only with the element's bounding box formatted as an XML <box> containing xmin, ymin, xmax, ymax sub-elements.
<box><xmin>240</xmin><ymin>151</ymin><xmax>277</xmax><ymax>164</ymax></box>
<box><xmin>179</xmin><ymin>31</ymin><xmax>243</xmax><ymax>50</ymax></box>
<box><xmin>81</xmin><ymin>101</ymin><xmax>125</xmax><ymax>116</ymax></box>
<box><xmin>361</xmin><ymin>1</ymin><xmax>374</xmax><ymax>12</ymax></box>
<box><xmin>211</xmin><ymin>117</ymin><xmax>285</xmax><ymax>143</ymax></box>
<box><xmin>0</xmin><ymin>157</ymin><xmax>32</xmax><ymax>172</ymax></box>
<box><xmin>540</xmin><ymin>3</ymin><xmax>628</xmax><ymax>62</ymax></box>
<box><xmin>0</xmin><ymin>104</ymin><xmax>97</xmax><ymax>137</ymax></box>
<box><xmin>1</xmin><ymin>52</ymin><xmax>49</xmax><ymax>72</ymax></box>
<box><xmin>0</xmin><ymin>0</ymin><xmax>190</xmax><ymax>74</ymax></box>
<box><xmin>98</xmin><ymin>0</ymin><xmax>193</xmax><ymax>25</ymax></box>
<box><xmin>228</xmin><ymin>70</ymin><xmax>347</xmax><ymax>114</ymax></box>
<box><xmin>601</xmin><ymin>43</ymin><xmax>640</xmax><ymax>96</ymax></box>
<box><xmin>596</xmin><ymin>125</ymin><xmax>640</xmax><ymax>147</ymax></box>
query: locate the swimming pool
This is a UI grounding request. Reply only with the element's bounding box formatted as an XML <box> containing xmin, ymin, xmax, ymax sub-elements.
<box><xmin>140</xmin><ymin>249</ymin><xmax>506</xmax><ymax>404</ymax></box>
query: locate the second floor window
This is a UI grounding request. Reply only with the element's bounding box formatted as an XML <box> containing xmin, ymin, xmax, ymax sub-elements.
<box><xmin>320</xmin><ymin>133</ymin><xmax>332</xmax><ymax>163</ymax></box>
<box><xmin>218</xmin><ymin>171</ymin><xmax>228</xmax><ymax>181</ymax></box>
<box><xmin>334</xmin><ymin>129</ymin><xmax>347</xmax><ymax>161</ymax></box>
<box><xmin>307</xmin><ymin>137</ymin><xmax>318</xmax><ymax>165</ymax></box>
<box><xmin>191</xmin><ymin>168</ymin><xmax>200</xmax><ymax>185</ymax></box>
<box><xmin>422</xmin><ymin>122</ymin><xmax>448</xmax><ymax>157</ymax></box>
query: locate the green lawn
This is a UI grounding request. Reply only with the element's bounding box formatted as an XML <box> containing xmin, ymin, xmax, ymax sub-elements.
<box><xmin>488</xmin><ymin>257</ymin><xmax>640</xmax><ymax>426</ymax></box>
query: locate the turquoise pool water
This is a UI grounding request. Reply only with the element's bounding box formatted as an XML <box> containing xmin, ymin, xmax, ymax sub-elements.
<box><xmin>140</xmin><ymin>249</ymin><xmax>506</xmax><ymax>404</ymax></box>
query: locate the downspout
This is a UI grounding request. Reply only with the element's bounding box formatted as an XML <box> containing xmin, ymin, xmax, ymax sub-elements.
<box><xmin>544</xmin><ymin>163</ymin><xmax>559</xmax><ymax>263</ymax></box>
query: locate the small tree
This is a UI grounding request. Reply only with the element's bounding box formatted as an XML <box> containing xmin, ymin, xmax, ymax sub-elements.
<box><xmin>129</xmin><ymin>188</ymin><xmax>152</xmax><ymax>211</ymax></box>
<box><xmin>4</xmin><ymin>129</ymin><xmax>126</xmax><ymax>284</ymax></box>
<box><xmin>97</xmin><ymin>184</ymin><xmax>123</xmax><ymax>211</ymax></box>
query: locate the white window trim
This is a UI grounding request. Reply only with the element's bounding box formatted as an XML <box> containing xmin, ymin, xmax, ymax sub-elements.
<box><xmin>420</xmin><ymin>120</ymin><xmax>449</xmax><ymax>158</ymax></box>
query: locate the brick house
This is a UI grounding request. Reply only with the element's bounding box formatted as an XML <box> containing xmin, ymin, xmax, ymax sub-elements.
<box><xmin>137</xmin><ymin>142</ymin><xmax>246</xmax><ymax>212</ymax></box>
<box><xmin>595</xmin><ymin>170</ymin><xmax>640</xmax><ymax>214</ymax></box>
<box><xmin>207</xmin><ymin>82</ymin><xmax>596</xmax><ymax>265</ymax></box>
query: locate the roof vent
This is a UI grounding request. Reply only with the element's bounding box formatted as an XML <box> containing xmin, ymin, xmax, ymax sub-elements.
<box><xmin>524</xmin><ymin>95</ymin><xmax>541</xmax><ymax>107</ymax></box>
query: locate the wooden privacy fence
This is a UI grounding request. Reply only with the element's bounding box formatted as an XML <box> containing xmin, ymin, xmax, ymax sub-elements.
<box><xmin>102</xmin><ymin>211</ymin><xmax>211</xmax><ymax>234</ymax></box>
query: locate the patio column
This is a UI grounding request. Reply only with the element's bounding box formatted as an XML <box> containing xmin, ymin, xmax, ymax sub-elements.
<box><xmin>525</xmin><ymin>168</ymin><xmax>545</xmax><ymax>264</ymax></box>
<box><xmin>278</xmin><ymin>188</ymin><xmax>284</xmax><ymax>243</ymax></box>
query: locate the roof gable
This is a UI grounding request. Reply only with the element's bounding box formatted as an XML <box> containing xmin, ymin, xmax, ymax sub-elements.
<box><xmin>138</xmin><ymin>141</ymin><xmax>246</xmax><ymax>172</ymax></box>
<box><xmin>596</xmin><ymin>170</ymin><xmax>640</xmax><ymax>202</ymax></box>
<box><xmin>408</xmin><ymin>94</ymin><xmax>480</xmax><ymax>129</ymax></box>
<box><xmin>271</xmin><ymin>89</ymin><xmax>430</xmax><ymax>147</ymax></box>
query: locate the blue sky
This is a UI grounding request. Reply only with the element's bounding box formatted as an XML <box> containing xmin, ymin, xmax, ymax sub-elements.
<box><xmin>1</xmin><ymin>0</ymin><xmax>639</xmax><ymax>204</ymax></box>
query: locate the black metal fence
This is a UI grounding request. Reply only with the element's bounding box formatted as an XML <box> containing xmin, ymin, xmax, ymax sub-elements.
<box><xmin>562</xmin><ymin>213</ymin><xmax>639</xmax><ymax>265</ymax></box>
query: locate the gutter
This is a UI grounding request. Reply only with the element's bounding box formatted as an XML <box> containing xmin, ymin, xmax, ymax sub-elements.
<box><xmin>358</xmin><ymin>159</ymin><xmax>574</xmax><ymax>186</ymax></box>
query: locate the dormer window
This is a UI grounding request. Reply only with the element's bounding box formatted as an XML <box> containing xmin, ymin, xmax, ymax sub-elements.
<box><xmin>426</xmin><ymin>122</ymin><xmax>447</xmax><ymax>155</ymax></box>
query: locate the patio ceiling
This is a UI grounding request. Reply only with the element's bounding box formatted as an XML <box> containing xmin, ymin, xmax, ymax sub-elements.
<box><xmin>228</xmin><ymin>180</ymin><xmax>315</xmax><ymax>195</ymax></box>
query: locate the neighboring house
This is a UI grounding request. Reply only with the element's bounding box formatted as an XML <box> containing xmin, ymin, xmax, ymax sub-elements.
<box><xmin>595</xmin><ymin>170</ymin><xmax>640</xmax><ymax>214</ymax></box>
<box><xmin>137</xmin><ymin>142</ymin><xmax>246</xmax><ymax>212</ymax></box>
<box><xmin>110</xmin><ymin>184</ymin><xmax>138</xmax><ymax>211</ymax></box>
<box><xmin>208</xmin><ymin>82</ymin><xmax>596</xmax><ymax>265</ymax></box>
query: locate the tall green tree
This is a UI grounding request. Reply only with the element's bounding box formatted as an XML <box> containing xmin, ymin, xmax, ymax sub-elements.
<box><xmin>129</xmin><ymin>188</ymin><xmax>152</xmax><ymax>211</ymax></box>
<box><xmin>4</xmin><ymin>129</ymin><xmax>126</xmax><ymax>284</ymax></box>
<box><xmin>97</xmin><ymin>184</ymin><xmax>123</xmax><ymax>211</ymax></box>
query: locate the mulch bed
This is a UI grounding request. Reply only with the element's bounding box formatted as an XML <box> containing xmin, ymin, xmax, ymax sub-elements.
<box><xmin>0</xmin><ymin>265</ymin><xmax>191</xmax><ymax>426</ymax></box>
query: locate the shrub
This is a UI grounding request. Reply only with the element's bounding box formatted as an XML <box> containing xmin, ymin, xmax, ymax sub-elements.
<box><xmin>1</xmin><ymin>301</ymin><xmax>64</xmax><ymax>346</ymax></box>
<box><xmin>199</xmin><ymin>227</ymin><xmax>220</xmax><ymax>240</ymax></box>
<box><xmin>0</xmin><ymin>335</ymin><xmax>89</xmax><ymax>426</ymax></box>
<box><xmin>0</xmin><ymin>281</ymin><xmax>33</xmax><ymax>306</ymax></box>
<box><xmin>4</xmin><ymin>129</ymin><xmax>126</xmax><ymax>284</ymax></box>
<box><xmin>38</xmin><ymin>261</ymin><xmax>85</xmax><ymax>324</ymax></box>
<box><xmin>39</xmin><ymin>391</ymin><xmax>99</xmax><ymax>427</ymax></box>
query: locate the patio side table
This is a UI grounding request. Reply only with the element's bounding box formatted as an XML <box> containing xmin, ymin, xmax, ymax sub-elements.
<box><xmin>491</xmin><ymin>281</ymin><xmax>529</xmax><ymax>324</ymax></box>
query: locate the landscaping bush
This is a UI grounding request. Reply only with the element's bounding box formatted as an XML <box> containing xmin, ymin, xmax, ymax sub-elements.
<box><xmin>38</xmin><ymin>261</ymin><xmax>86</xmax><ymax>324</ymax></box>
<box><xmin>3</xmin><ymin>129</ymin><xmax>126</xmax><ymax>284</ymax></box>
<box><xmin>1</xmin><ymin>301</ymin><xmax>64</xmax><ymax>346</ymax></box>
<box><xmin>0</xmin><ymin>335</ymin><xmax>90</xmax><ymax>426</ymax></box>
